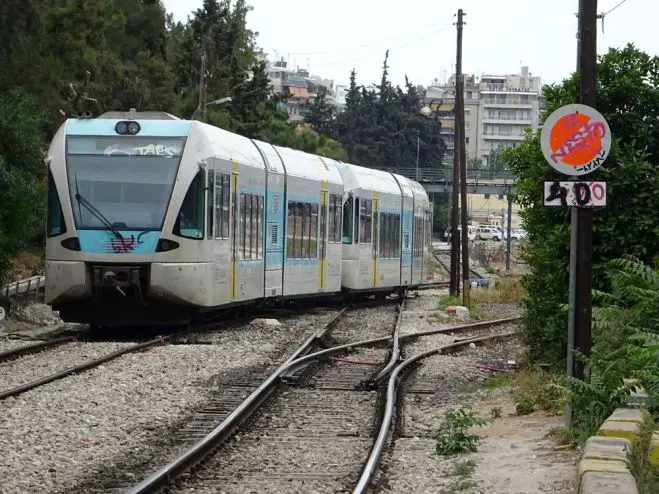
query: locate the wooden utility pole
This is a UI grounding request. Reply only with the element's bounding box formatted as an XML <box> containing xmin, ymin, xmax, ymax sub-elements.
<box><xmin>573</xmin><ymin>0</ymin><xmax>597</xmax><ymax>381</ymax></box>
<box><xmin>449</xmin><ymin>9</ymin><xmax>464</xmax><ymax>297</ymax></box>
<box><xmin>456</xmin><ymin>8</ymin><xmax>469</xmax><ymax>306</ymax></box>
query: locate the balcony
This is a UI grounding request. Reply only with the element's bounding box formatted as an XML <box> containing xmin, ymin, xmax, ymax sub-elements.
<box><xmin>482</xmin><ymin>115</ymin><xmax>532</xmax><ymax>125</ymax></box>
<box><xmin>482</xmin><ymin>99</ymin><xmax>533</xmax><ymax>109</ymax></box>
<box><xmin>483</xmin><ymin>133</ymin><xmax>525</xmax><ymax>141</ymax></box>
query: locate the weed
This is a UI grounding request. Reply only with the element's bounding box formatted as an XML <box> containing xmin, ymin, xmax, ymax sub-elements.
<box><xmin>451</xmin><ymin>459</ymin><xmax>476</xmax><ymax>477</ymax></box>
<box><xmin>470</xmin><ymin>277</ymin><xmax>524</xmax><ymax>304</ymax></box>
<box><xmin>439</xmin><ymin>479</ymin><xmax>478</xmax><ymax>493</ymax></box>
<box><xmin>483</xmin><ymin>374</ymin><xmax>510</xmax><ymax>389</ymax></box>
<box><xmin>489</xmin><ymin>407</ymin><xmax>502</xmax><ymax>420</ymax></box>
<box><xmin>513</xmin><ymin>368</ymin><xmax>565</xmax><ymax>416</ymax></box>
<box><xmin>484</xmin><ymin>263</ymin><xmax>497</xmax><ymax>275</ymax></box>
<box><xmin>435</xmin><ymin>407</ymin><xmax>489</xmax><ymax>456</ymax></box>
<box><xmin>436</xmin><ymin>295</ymin><xmax>487</xmax><ymax>321</ymax></box>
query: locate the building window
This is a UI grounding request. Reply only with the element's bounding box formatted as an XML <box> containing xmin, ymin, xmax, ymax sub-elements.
<box><xmin>239</xmin><ymin>193</ymin><xmax>264</xmax><ymax>260</ymax></box>
<box><xmin>286</xmin><ymin>200</ymin><xmax>319</xmax><ymax>259</ymax></box>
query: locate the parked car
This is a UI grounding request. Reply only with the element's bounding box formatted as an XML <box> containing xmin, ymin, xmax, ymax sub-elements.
<box><xmin>476</xmin><ymin>226</ymin><xmax>501</xmax><ymax>241</ymax></box>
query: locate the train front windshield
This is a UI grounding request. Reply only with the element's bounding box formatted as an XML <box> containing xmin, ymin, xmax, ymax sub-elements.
<box><xmin>65</xmin><ymin>136</ymin><xmax>185</xmax><ymax>232</ymax></box>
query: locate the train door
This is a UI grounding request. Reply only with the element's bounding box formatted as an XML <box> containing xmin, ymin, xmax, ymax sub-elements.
<box><xmin>372</xmin><ymin>195</ymin><xmax>379</xmax><ymax>287</ymax></box>
<box><xmin>319</xmin><ymin>184</ymin><xmax>328</xmax><ymax>289</ymax></box>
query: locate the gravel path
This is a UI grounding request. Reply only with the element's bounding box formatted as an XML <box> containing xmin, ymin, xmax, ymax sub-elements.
<box><xmin>0</xmin><ymin>312</ymin><xmax>336</xmax><ymax>494</ymax></box>
<box><xmin>374</xmin><ymin>289</ymin><xmax>573</xmax><ymax>493</ymax></box>
<box><xmin>0</xmin><ymin>341</ymin><xmax>135</xmax><ymax>391</ymax></box>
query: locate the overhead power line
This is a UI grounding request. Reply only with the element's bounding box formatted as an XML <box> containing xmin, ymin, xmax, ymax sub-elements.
<box><xmin>284</xmin><ymin>20</ymin><xmax>453</xmax><ymax>57</ymax></box>
<box><xmin>319</xmin><ymin>25</ymin><xmax>454</xmax><ymax>67</ymax></box>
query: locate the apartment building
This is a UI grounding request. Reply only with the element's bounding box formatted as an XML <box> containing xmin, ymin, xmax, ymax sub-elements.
<box><xmin>478</xmin><ymin>66</ymin><xmax>542</xmax><ymax>165</ymax></box>
<box><xmin>423</xmin><ymin>74</ymin><xmax>479</xmax><ymax>165</ymax></box>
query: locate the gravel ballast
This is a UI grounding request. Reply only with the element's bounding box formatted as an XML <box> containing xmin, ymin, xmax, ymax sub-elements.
<box><xmin>0</xmin><ymin>312</ymin><xmax>336</xmax><ymax>494</ymax></box>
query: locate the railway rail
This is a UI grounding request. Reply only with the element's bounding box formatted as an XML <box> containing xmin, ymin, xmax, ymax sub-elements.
<box><xmin>0</xmin><ymin>334</ymin><xmax>174</xmax><ymax>400</ymax></box>
<box><xmin>125</xmin><ymin>291</ymin><xmax>520</xmax><ymax>493</ymax></box>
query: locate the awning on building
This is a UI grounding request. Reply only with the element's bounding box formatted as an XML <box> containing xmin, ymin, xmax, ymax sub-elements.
<box><xmin>288</xmin><ymin>86</ymin><xmax>309</xmax><ymax>98</ymax></box>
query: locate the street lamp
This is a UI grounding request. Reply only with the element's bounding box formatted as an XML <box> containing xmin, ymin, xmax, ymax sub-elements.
<box><xmin>191</xmin><ymin>96</ymin><xmax>233</xmax><ymax>121</ymax></box>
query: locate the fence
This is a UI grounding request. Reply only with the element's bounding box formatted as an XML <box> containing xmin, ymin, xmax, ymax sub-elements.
<box><xmin>1</xmin><ymin>276</ymin><xmax>46</xmax><ymax>303</ymax></box>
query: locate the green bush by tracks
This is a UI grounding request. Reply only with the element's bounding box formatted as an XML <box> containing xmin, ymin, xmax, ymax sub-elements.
<box><xmin>0</xmin><ymin>90</ymin><xmax>46</xmax><ymax>285</ymax></box>
<box><xmin>503</xmin><ymin>44</ymin><xmax>659</xmax><ymax>364</ymax></box>
<box><xmin>566</xmin><ymin>257</ymin><xmax>659</xmax><ymax>442</ymax></box>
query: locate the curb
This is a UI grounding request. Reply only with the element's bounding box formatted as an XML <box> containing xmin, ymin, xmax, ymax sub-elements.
<box><xmin>575</xmin><ymin>383</ymin><xmax>656</xmax><ymax>494</ymax></box>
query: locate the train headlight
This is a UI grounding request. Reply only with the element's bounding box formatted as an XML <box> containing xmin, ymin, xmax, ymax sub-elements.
<box><xmin>115</xmin><ymin>121</ymin><xmax>141</xmax><ymax>135</ymax></box>
<box><xmin>127</xmin><ymin>122</ymin><xmax>141</xmax><ymax>135</ymax></box>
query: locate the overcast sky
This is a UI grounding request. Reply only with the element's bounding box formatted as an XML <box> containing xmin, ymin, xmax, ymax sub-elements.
<box><xmin>162</xmin><ymin>0</ymin><xmax>651</xmax><ymax>88</ymax></box>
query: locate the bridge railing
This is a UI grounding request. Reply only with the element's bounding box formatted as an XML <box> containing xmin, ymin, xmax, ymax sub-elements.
<box><xmin>384</xmin><ymin>167</ymin><xmax>516</xmax><ymax>183</ymax></box>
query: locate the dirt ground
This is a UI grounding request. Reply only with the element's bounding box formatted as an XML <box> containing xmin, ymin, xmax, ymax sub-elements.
<box><xmin>461</xmin><ymin>387</ymin><xmax>578</xmax><ymax>494</ymax></box>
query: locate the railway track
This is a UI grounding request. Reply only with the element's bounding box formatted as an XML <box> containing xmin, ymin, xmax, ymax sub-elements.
<box><xmin>123</xmin><ymin>292</ymin><xmax>520</xmax><ymax>494</ymax></box>
<box><xmin>0</xmin><ymin>334</ymin><xmax>174</xmax><ymax>400</ymax></box>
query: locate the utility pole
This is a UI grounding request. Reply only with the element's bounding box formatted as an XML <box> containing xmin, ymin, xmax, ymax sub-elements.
<box><xmin>449</xmin><ymin>8</ymin><xmax>464</xmax><ymax>297</ymax></box>
<box><xmin>416</xmin><ymin>131</ymin><xmax>421</xmax><ymax>181</ymax></box>
<box><xmin>505</xmin><ymin>195</ymin><xmax>513</xmax><ymax>271</ymax></box>
<box><xmin>457</xmin><ymin>8</ymin><xmax>469</xmax><ymax>306</ymax></box>
<box><xmin>574</xmin><ymin>0</ymin><xmax>596</xmax><ymax>381</ymax></box>
<box><xmin>565</xmin><ymin>0</ymin><xmax>597</xmax><ymax>427</ymax></box>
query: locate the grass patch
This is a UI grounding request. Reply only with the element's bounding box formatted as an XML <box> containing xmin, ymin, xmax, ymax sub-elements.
<box><xmin>513</xmin><ymin>368</ymin><xmax>565</xmax><ymax>416</ymax></box>
<box><xmin>436</xmin><ymin>295</ymin><xmax>488</xmax><ymax>320</ymax></box>
<box><xmin>440</xmin><ymin>459</ymin><xmax>479</xmax><ymax>494</ymax></box>
<box><xmin>470</xmin><ymin>277</ymin><xmax>524</xmax><ymax>304</ymax></box>
<box><xmin>628</xmin><ymin>416</ymin><xmax>659</xmax><ymax>494</ymax></box>
<box><xmin>483</xmin><ymin>374</ymin><xmax>511</xmax><ymax>389</ymax></box>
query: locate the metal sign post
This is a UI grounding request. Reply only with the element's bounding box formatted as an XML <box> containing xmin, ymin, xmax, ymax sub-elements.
<box><xmin>540</xmin><ymin>101</ymin><xmax>610</xmax><ymax>427</ymax></box>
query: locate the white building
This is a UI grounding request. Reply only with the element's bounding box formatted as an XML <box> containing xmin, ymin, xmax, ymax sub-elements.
<box><xmin>477</xmin><ymin>66</ymin><xmax>542</xmax><ymax>165</ymax></box>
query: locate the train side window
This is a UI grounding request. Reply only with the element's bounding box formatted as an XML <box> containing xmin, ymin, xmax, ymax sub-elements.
<box><xmin>358</xmin><ymin>198</ymin><xmax>365</xmax><ymax>243</ymax></box>
<box><xmin>239</xmin><ymin>193</ymin><xmax>247</xmax><ymax>259</ymax></box>
<box><xmin>328</xmin><ymin>194</ymin><xmax>335</xmax><ymax>243</ymax></box>
<box><xmin>46</xmin><ymin>169</ymin><xmax>67</xmax><ymax>237</ymax></box>
<box><xmin>286</xmin><ymin>201</ymin><xmax>295</xmax><ymax>258</ymax></box>
<box><xmin>214</xmin><ymin>173</ymin><xmax>229</xmax><ymax>239</ymax></box>
<box><xmin>394</xmin><ymin>214</ymin><xmax>401</xmax><ymax>258</ymax></box>
<box><xmin>174</xmin><ymin>170</ymin><xmax>204</xmax><ymax>239</ymax></box>
<box><xmin>206</xmin><ymin>170</ymin><xmax>214</xmax><ymax>239</ymax></box>
<box><xmin>310</xmin><ymin>203</ymin><xmax>318</xmax><ymax>259</ymax></box>
<box><xmin>257</xmin><ymin>195</ymin><xmax>263</xmax><ymax>260</ymax></box>
<box><xmin>363</xmin><ymin>199</ymin><xmax>373</xmax><ymax>244</ymax></box>
<box><xmin>334</xmin><ymin>195</ymin><xmax>342</xmax><ymax>243</ymax></box>
<box><xmin>342</xmin><ymin>196</ymin><xmax>353</xmax><ymax>244</ymax></box>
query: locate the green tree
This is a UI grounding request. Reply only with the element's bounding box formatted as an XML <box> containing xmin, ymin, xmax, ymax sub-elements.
<box><xmin>0</xmin><ymin>90</ymin><xmax>46</xmax><ymax>283</ymax></box>
<box><xmin>305</xmin><ymin>86</ymin><xmax>337</xmax><ymax>138</ymax></box>
<box><xmin>504</xmin><ymin>44</ymin><xmax>659</xmax><ymax>364</ymax></box>
<box><xmin>335</xmin><ymin>52</ymin><xmax>446</xmax><ymax>170</ymax></box>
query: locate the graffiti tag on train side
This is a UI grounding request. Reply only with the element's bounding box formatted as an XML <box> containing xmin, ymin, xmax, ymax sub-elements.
<box><xmin>103</xmin><ymin>143</ymin><xmax>182</xmax><ymax>157</ymax></box>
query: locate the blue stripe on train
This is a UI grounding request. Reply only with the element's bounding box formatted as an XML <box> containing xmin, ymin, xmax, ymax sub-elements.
<box><xmin>78</xmin><ymin>230</ymin><xmax>160</xmax><ymax>254</ymax></box>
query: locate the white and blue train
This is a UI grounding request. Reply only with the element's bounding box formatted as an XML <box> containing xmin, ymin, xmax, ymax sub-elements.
<box><xmin>44</xmin><ymin>111</ymin><xmax>433</xmax><ymax>327</ymax></box>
